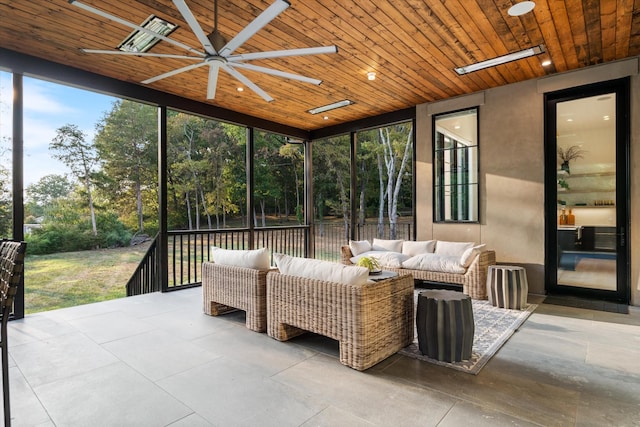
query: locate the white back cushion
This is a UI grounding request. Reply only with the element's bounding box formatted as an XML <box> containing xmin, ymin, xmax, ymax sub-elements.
<box><xmin>349</xmin><ymin>240</ymin><xmax>372</xmax><ymax>256</ymax></box>
<box><xmin>460</xmin><ymin>244</ymin><xmax>487</xmax><ymax>267</ymax></box>
<box><xmin>211</xmin><ymin>247</ymin><xmax>270</xmax><ymax>270</ymax></box>
<box><xmin>274</xmin><ymin>253</ymin><xmax>369</xmax><ymax>285</ymax></box>
<box><xmin>371</xmin><ymin>238</ymin><xmax>404</xmax><ymax>253</ymax></box>
<box><xmin>350</xmin><ymin>250</ymin><xmax>410</xmax><ymax>268</ymax></box>
<box><xmin>402</xmin><ymin>253</ymin><xmax>466</xmax><ymax>274</ymax></box>
<box><xmin>402</xmin><ymin>240</ymin><xmax>436</xmax><ymax>256</ymax></box>
<box><xmin>434</xmin><ymin>241</ymin><xmax>474</xmax><ymax>257</ymax></box>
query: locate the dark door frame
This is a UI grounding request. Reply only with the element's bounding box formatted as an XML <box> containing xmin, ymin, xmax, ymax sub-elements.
<box><xmin>544</xmin><ymin>77</ymin><xmax>631</xmax><ymax>303</ymax></box>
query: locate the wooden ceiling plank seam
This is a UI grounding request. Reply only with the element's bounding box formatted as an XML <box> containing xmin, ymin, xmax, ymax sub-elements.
<box><xmin>631</xmin><ymin>0</ymin><xmax>640</xmax><ymax>55</ymax></box>
<box><xmin>292</xmin><ymin>2</ymin><xmax>451</xmax><ymax>102</ymax></box>
<box><xmin>528</xmin><ymin>0</ymin><xmax>567</xmax><ymax>72</ymax></box>
<box><xmin>358</xmin><ymin>1</ymin><xmax>479</xmax><ymax>95</ymax></box>
<box><xmin>546</xmin><ymin>0</ymin><xmax>581</xmax><ymax>69</ymax></box>
<box><xmin>402</xmin><ymin>1</ymin><xmax>495</xmax><ymax>91</ymax></box>
<box><xmin>327</xmin><ymin>1</ymin><xmax>458</xmax><ymax>99</ymax></box>
<box><xmin>564</xmin><ymin>0</ymin><xmax>590</xmax><ymax>66</ymax></box>
<box><xmin>461</xmin><ymin>0</ymin><xmax>529</xmax><ymax>82</ymax></box>
<box><xmin>600</xmin><ymin>0</ymin><xmax>618</xmax><ymax>62</ymax></box>
<box><xmin>475</xmin><ymin>0</ymin><xmax>540</xmax><ymax>79</ymax></box>
<box><xmin>581</xmin><ymin>0</ymin><xmax>604</xmax><ymax>65</ymax></box>
<box><xmin>433</xmin><ymin>0</ymin><xmax>513</xmax><ymax>85</ymax></box>
<box><xmin>615</xmin><ymin>0</ymin><xmax>636</xmax><ymax>58</ymax></box>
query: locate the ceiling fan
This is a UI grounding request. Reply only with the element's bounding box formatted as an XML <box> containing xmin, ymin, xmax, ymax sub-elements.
<box><xmin>71</xmin><ymin>0</ymin><xmax>338</xmax><ymax>102</ymax></box>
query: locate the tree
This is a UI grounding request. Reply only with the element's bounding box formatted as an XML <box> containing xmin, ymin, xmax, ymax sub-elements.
<box><xmin>50</xmin><ymin>124</ymin><xmax>99</xmax><ymax>236</ymax></box>
<box><xmin>26</xmin><ymin>174</ymin><xmax>73</xmax><ymax>218</ymax></box>
<box><xmin>312</xmin><ymin>135</ymin><xmax>351</xmax><ymax>238</ymax></box>
<box><xmin>378</xmin><ymin>124</ymin><xmax>413</xmax><ymax>238</ymax></box>
<box><xmin>0</xmin><ymin>164</ymin><xmax>12</xmax><ymax>237</ymax></box>
<box><xmin>94</xmin><ymin>100</ymin><xmax>157</xmax><ymax>233</ymax></box>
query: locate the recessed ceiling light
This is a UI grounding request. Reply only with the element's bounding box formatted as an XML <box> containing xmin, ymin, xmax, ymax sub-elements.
<box><xmin>508</xmin><ymin>1</ymin><xmax>535</xmax><ymax>17</ymax></box>
<box><xmin>603</xmin><ymin>115</ymin><xmax>610</xmax><ymax>121</ymax></box>
<box><xmin>455</xmin><ymin>45</ymin><xmax>545</xmax><ymax>74</ymax></box>
<box><xmin>308</xmin><ymin>100</ymin><xmax>354</xmax><ymax>115</ymax></box>
<box><xmin>367</xmin><ymin>72</ymin><xmax>376</xmax><ymax>81</ymax></box>
<box><xmin>117</xmin><ymin>15</ymin><xmax>176</xmax><ymax>53</ymax></box>
<box><xmin>323</xmin><ymin>116</ymin><xmax>329</xmax><ymax>120</ymax></box>
<box><xmin>541</xmin><ymin>59</ymin><xmax>552</xmax><ymax>66</ymax></box>
<box><xmin>567</xmin><ymin>118</ymin><xmax>573</xmax><ymax>122</ymax></box>
<box><xmin>237</xmin><ymin>87</ymin><xmax>244</xmax><ymax>92</ymax></box>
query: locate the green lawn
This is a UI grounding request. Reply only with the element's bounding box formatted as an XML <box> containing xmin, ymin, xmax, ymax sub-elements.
<box><xmin>24</xmin><ymin>243</ymin><xmax>152</xmax><ymax>314</ymax></box>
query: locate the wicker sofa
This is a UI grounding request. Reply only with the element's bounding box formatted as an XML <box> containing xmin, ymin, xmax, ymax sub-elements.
<box><xmin>202</xmin><ymin>262</ymin><xmax>269</xmax><ymax>332</ymax></box>
<box><xmin>341</xmin><ymin>244</ymin><xmax>496</xmax><ymax>299</ymax></box>
<box><xmin>266</xmin><ymin>270</ymin><xmax>415</xmax><ymax>371</ymax></box>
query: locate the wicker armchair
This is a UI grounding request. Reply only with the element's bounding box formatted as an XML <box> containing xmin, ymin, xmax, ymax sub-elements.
<box><xmin>202</xmin><ymin>262</ymin><xmax>270</xmax><ymax>332</ymax></box>
<box><xmin>266</xmin><ymin>271</ymin><xmax>414</xmax><ymax>371</ymax></box>
<box><xmin>0</xmin><ymin>240</ymin><xmax>27</xmax><ymax>427</ymax></box>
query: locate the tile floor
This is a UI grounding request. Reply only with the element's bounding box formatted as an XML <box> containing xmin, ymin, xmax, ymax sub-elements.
<box><xmin>3</xmin><ymin>288</ymin><xmax>640</xmax><ymax>426</ymax></box>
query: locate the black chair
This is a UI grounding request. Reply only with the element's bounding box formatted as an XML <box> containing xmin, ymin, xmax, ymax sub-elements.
<box><xmin>0</xmin><ymin>240</ymin><xmax>26</xmax><ymax>427</ymax></box>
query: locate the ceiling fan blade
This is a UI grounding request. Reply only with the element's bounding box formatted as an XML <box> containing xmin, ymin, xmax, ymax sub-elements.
<box><xmin>81</xmin><ymin>49</ymin><xmax>202</xmax><ymax>60</ymax></box>
<box><xmin>172</xmin><ymin>0</ymin><xmax>217</xmax><ymax>55</ymax></box>
<box><xmin>142</xmin><ymin>61</ymin><xmax>208</xmax><ymax>84</ymax></box>
<box><xmin>230</xmin><ymin>62</ymin><xmax>321</xmax><ymax>85</ymax></box>
<box><xmin>70</xmin><ymin>0</ymin><xmax>204</xmax><ymax>57</ymax></box>
<box><xmin>218</xmin><ymin>0</ymin><xmax>290</xmax><ymax>57</ymax></box>
<box><xmin>228</xmin><ymin>46</ymin><xmax>338</xmax><ymax>62</ymax></box>
<box><xmin>222</xmin><ymin>65</ymin><xmax>274</xmax><ymax>102</ymax></box>
<box><xmin>207</xmin><ymin>64</ymin><xmax>220</xmax><ymax>99</ymax></box>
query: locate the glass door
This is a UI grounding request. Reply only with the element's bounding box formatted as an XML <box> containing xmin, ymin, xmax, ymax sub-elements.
<box><xmin>545</xmin><ymin>79</ymin><xmax>629</xmax><ymax>303</ymax></box>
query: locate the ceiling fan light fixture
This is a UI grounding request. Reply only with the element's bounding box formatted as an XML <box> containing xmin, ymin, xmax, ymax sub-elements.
<box><xmin>455</xmin><ymin>44</ymin><xmax>545</xmax><ymax>75</ymax></box>
<box><xmin>367</xmin><ymin>72</ymin><xmax>376</xmax><ymax>81</ymax></box>
<box><xmin>118</xmin><ymin>15</ymin><xmax>177</xmax><ymax>53</ymax></box>
<box><xmin>308</xmin><ymin>100</ymin><xmax>354</xmax><ymax>115</ymax></box>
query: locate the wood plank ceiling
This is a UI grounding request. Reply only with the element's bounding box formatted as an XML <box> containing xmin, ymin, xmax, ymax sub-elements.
<box><xmin>1</xmin><ymin>0</ymin><xmax>639</xmax><ymax>132</ymax></box>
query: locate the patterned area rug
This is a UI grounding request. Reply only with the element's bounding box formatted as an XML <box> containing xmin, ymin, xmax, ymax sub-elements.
<box><xmin>399</xmin><ymin>293</ymin><xmax>537</xmax><ymax>375</ymax></box>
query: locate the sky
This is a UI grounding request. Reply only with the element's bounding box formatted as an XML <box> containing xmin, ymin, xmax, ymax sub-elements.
<box><xmin>0</xmin><ymin>71</ymin><xmax>118</xmax><ymax>187</ymax></box>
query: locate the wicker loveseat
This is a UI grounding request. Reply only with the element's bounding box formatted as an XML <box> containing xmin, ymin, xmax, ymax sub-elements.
<box><xmin>266</xmin><ymin>269</ymin><xmax>415</xmax><ymax>371</ymax></box>
<box><xmin>341</xmin><ymin>241</ymin><xmax>496</xmax><ymax>299</ymax></box>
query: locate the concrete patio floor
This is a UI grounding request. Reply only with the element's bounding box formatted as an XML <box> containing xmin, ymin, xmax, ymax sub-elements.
<box><xmin>3</xmin><ymin>287</ymin><xmax>640</xmax><ymax>426</ymax></box>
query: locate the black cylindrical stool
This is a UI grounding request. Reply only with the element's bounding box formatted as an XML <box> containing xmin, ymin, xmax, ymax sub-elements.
<box><xmin>416</xmin><ymin>290</ymin><xmax>474</xmax><ymax>362</ymax></box>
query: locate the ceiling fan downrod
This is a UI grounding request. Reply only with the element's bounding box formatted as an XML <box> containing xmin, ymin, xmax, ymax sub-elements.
<box><xmin>208</xmin><ymin>0</ymin><xmax>226</xmax><ymax>53</ymax></box>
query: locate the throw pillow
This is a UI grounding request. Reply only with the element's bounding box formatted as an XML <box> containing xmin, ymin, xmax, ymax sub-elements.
<box><xmin>402</xmin><ymin>240</ymin><xmax>436</xmax><ymax>256</ymax></box>
<box><xmin>274</xmin><ymin>253</ymin><xmax>369</xmax><ymax>285</ymax></box>
<box><xmin>371</xmin><ymin>238</ymin><xmax>404</xmax><ymax>253</ymax></box>
<box><xmin>349</xmin><ymin>239</ymin><xmax>372</xmax><ymax>256</ymax></box>
<box><xmin>211</xmin><ymin>247</ymin><xmax>270</xmax><ymax>270</ymax></box>
<box><xmin>460</xmin><ymin>244</ymin><xmax>487</xmax><ymax>267</ymax></box>
<box><xmin>434</xmin><ymin>240</ymin><xmax>474</xmax><ymax>257</ymax></box>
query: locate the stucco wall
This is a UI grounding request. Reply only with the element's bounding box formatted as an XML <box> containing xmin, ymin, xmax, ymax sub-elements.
<box><xmin>415</xmin><ymin>58</ymin><xmax>639</xmax><ymax>305</ymax></box>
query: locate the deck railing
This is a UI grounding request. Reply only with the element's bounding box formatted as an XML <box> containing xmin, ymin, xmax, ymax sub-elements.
<box><xmin>127</xmin><ymin>221</ymin><xmax>412</xmax><ymax>295</ymax></box>
<box><xmin>125</xmin><ymin>236</ymin><xmax>159</xmax><ymax>296</ymax></box>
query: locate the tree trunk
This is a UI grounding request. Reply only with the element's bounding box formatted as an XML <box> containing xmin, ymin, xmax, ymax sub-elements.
<box><xmin>185</xmin><ymin>191</ymin><xmax>193</xmax><ymax>230</ymax></box>
<box><xmin>136</xmin><ymin>180</ymin><xmax>144</xmax><ymax>232</ymax></box>
<box><xmin>199</xmin><ymin>185</ymin><xmax>212</xmax><ymax>229</ymax></box>
<box><xmin>377</xmin><ymin>152</ymin><xmax>386</xmax><ymax>238</ymax></box>
<box><xmin>85</xmin><ymin>176</ymin><xmax>98</xmax><ymax>237</ymax></box>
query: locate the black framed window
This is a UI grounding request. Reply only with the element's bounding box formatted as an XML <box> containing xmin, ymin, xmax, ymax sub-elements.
<box><xmin>433</xmin><ymin>108</ymin><xmax>478</xmax><ymax>222</ymax></box>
